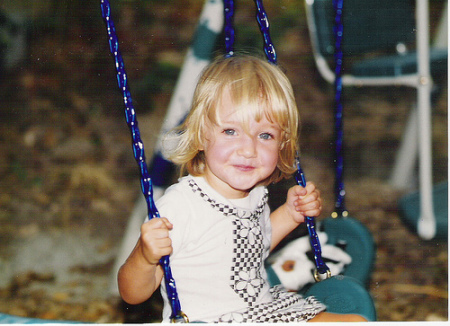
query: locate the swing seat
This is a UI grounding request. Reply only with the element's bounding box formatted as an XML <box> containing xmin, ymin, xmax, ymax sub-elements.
<box><xmin>303</xmin><ymin>275</ymin><xmax>377</xmax><ymax>321</ymax></box>
<box><xmin>399</xmin><ymin>180</ymin><xmax>448</xmax><ymax>240</ymax></box>
<box><xmin>320</xmin><ymin>217</ymin><xmax>375</xmax><ymax>286</ymax></box>
<box><xmin>265</xmin><ymin>265</ymin><xmax>376</xmax><ymax>321</ymax></box>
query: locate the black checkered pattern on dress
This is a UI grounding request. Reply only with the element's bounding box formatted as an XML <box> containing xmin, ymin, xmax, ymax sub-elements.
<box><xmin>188</xmin><ymin>179</ymin><xmax>268</xmax><ymax>304</ymax></box>
<box><xmin>230</xmin><ymin>211</ymin><xmax>265</xmax><ymax>304</ymax></box>
<box><xmin>188</xmin><ymin>179</ymin><xmax>326</xmax><ymax>322</ymax></box>
<box><xmin>188</xmin><ymin>179</ymin><xmax>240</xmax><ymax>216</ymax></box>
<box><xmin>217</xmin><ymin>285</ymin><xmax>326</xmax><ymax>323</ymax></box>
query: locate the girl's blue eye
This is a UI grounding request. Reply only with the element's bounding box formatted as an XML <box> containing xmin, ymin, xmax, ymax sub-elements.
<box><xmin>259</xmin><ymin>132</ymin><xmax>273</xmax><ymax>140</ymax></box>
<box><xmin>223</xmin><ymin>129</ymin><xmax>236</xmax><ymax>136</ymax></box>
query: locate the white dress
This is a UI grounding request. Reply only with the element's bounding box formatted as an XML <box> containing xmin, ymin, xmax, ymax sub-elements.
<box><xmin>154</xmin><ymin>175</ymin><xmax>326</xmax><ymax>322</ymax></box>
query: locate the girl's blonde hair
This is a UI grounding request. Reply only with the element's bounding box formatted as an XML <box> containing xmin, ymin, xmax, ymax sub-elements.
<box><xmin>167</xmin><ymin>54</ymin><xmax>300</xmax><ymax>185</ymax></box>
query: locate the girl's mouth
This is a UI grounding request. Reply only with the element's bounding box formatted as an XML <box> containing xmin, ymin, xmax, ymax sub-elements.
<box><xmin>234</xmin><ymin>164</ymin><xmax>255</xmax><ymax>172</ymax></box>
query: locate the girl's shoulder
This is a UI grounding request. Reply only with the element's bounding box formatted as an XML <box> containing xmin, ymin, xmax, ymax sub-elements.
<box><xmin>156</xmin><ymin>176</ymin><xmax>194</xmax><ymax>205</ymax></box>
<box><xmin>161</xmin><ymin>175</ymin><xmax>214</xmax><ymax>201</ymax></box>
<box><xmin>156</xmin><ymin>175</ymin><xmax>210</xmax><ymax>214</ymax></box>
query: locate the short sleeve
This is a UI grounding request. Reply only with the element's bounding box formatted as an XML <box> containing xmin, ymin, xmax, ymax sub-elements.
<box><xmin>155</xmin><ymin>184</ymin><xmax>195</xmax><ymax>258</ymax></box>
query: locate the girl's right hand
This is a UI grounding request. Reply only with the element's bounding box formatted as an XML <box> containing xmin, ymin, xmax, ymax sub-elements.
<box><xmin>140</xmin><ymin>217</ymin><xmax>173</xmax><ymax>265</ymax></box>
<box><xmin>118</xmin><ymin>218</ymin><xmax>172</xmax><ymax>304</ymax></box>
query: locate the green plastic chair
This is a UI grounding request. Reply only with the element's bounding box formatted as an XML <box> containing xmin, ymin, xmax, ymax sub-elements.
<box><xmin>320</xmin><ymin>217</ymin><xmax>375</xmax><ymax>286</ymax></box>
<box><xmin>305</xmin><ymin>0</ymin><xmax>448</xmax><ymax>240</ymax></box>
<box><xmin>305</xmin><ymin>0</ymin><xmax>447</xmax><ymax>81</ymax></box>
<box><xmin>303</xmin><ymin>275</ymin><xmax>377</xmax><ymax>321</ymax></box>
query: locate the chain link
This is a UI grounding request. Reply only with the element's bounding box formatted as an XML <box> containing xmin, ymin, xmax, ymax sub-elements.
<box><xmin>254</xmin><ymin>0</ymin><xmax>277</xmax><ymax>64</ymax></box>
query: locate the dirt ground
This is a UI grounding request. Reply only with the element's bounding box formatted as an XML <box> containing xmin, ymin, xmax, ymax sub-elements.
<box><xmin>0</xmin><ymin>0</ymin><xmax>447</xmax><ymax>323</ymax></box>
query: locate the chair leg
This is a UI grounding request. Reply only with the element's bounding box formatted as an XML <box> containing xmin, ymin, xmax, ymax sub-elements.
<box><xmin>389</xmin><ymin>105</ymin><xmax>418</xmax><ymax>190</ymax></box>
<box><xmin>416</xmin><ymin>81</ymin><xmax>436</xmax><ymax>240</ymax></box>
<box><xmin>415</xmin><ymin>0</ymin><xmax>436</xmax><ymax>240</ymax></box>
<box><xmin>390</xmin><ymin>87</ymin><xmax>436</xmax><ymax>240</ymax></box>
<box><xmin>392</xmin><ymin>0</ymin><xmax>436</xmax><ymax>240</ymax></box>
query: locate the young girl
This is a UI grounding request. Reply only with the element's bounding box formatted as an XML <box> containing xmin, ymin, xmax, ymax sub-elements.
<box><xmin>118</xmin><ymin>55</ymin><xmax>367</xmax><ymax>322</ymax></box>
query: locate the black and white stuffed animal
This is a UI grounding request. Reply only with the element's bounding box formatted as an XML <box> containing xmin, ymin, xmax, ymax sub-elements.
<box><xmin>267</xmin><ymin>232</ymin><xmax>352</xmax><ymax>291</ymax></box>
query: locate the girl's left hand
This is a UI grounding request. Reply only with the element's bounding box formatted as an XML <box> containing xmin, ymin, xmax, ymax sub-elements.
<box><xmin>286</xmin><ymin>182</ymin><xmax>323</xmax><ymax>223</ymax></box>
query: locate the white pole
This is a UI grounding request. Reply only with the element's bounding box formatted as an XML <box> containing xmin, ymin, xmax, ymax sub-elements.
<box><xmin>415</xmin><ymin>0</ymin><xmax>436</xmax><ymax>240</ymax></box>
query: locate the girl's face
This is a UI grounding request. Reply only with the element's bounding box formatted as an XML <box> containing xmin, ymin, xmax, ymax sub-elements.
<box><xmin>201</xmin><ymin>91</ymin><xmax>282</xmax><ymax>199</ymax></box>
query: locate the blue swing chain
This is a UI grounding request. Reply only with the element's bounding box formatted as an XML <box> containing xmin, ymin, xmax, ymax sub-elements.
<box><xmin>225</xmin><ymin>0</ymin><xmax>276</xmax><ymax>64</ymax></box>
<box><xmin>293</xmin><ymin>0</ymin><xmax>344</xmax><ymax>279</ymax></box>
<box><xmin>295</xmin><ymin>157</ymin><xmax>331</xmax><ymax>278</ymax></box>
<box><xmin>254</xmin><ymin>0</ymin><xmax>277</xmax><ymax>64</ymax></box>
<box><xmin>332</xmin><ymin>0</ymin><xmax>347</xmax><ymax>218</ymax></box>
<box><xmin>99</xmin><ymin>0</ymin><xmax>187</xmax><ymax>322</ymax></box>
<box><xmin>224</xmin><ymin>0</ymin><xmax>235</xmax><ymax>57</ymax></box>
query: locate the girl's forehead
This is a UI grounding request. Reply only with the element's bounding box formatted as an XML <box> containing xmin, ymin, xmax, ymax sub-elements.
<box><xmin>209</xmin><ymin>86</ymin><xmax>287</xmax><ymax>132</ymax></box>
<box><xmin>217</xmin><ymin>90</ymin><xmax>236</xmax><ymax>115</ymax></box>
<box><xmin>217</xmin><ymin>88</ymin><xmax>270</xmax><ymax>118</ymax></box>
<box><xmin>217</xmin><ymin>94</ymin><xmax>262</xmax><ymax>120</ymax></box>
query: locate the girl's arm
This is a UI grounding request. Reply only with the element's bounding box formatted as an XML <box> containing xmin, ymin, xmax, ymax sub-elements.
<box><xmin>270</xmin><ymin>182</ymin><xmax>322</xmax><ymax>251</ymax></box>
<box><xmin>118</xmin><ymin>218</ymin><xmax>173</xmax><ymax>304</ymax></box>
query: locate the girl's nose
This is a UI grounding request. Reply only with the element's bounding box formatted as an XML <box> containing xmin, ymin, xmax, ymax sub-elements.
<box><xmin>237</xmin><ymin>135</ymin><xmax>257</xmax><ymax>158</ymax></box>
